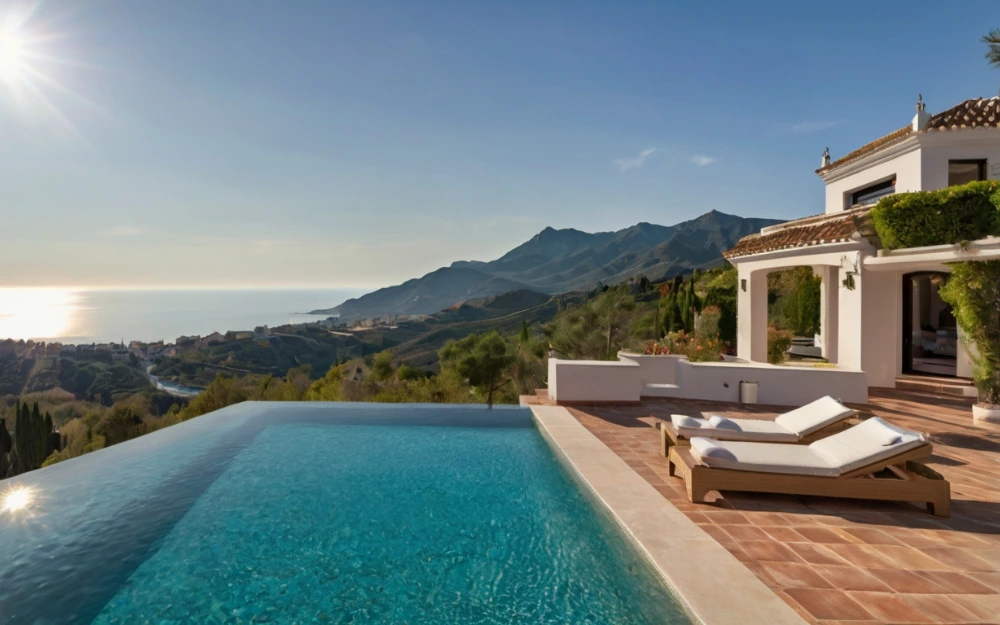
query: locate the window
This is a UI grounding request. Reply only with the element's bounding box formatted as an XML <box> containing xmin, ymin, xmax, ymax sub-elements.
<box><xmin>948</xmin><ymin>159</ymin><xmax>986</xmax><ymax>186</ymax></box>
<box><xmin>848</xmin><ymin>177</ymin><xmax>896</xmax><ymax>208</ymax></box>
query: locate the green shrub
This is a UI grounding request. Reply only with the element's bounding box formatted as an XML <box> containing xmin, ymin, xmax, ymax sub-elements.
<box><xmin>767</xmin><ymin>326</ymin><xmax>792</xmax><ymax>365</ymax></box>
<box><xmin>871</xmin><ymin>180</ymin><xmax>1000</xmax><ymax>250</ymax></box>
<box><xmin>939</xmin><ymin>260</ymin><xmax>1000</xmax><ymax>405</ymax></box>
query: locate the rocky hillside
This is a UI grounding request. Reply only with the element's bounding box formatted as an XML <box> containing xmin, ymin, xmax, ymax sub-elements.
<box><xmin>316</xmin><ymin>210</ymin><xmax>779</xmax><ymax>321</ymax></box>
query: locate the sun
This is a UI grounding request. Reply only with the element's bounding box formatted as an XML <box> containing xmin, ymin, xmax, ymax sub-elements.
<box><xmin>0</xmin><ymin>29</ymin><xmax>25</xmax><ymax>85</ymax></box>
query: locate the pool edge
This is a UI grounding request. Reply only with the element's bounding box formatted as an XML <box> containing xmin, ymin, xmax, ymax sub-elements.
<box><xmin>530</xmin><ymin>405</ymin><xmax>808</xmax><ymax>625</ymax></box>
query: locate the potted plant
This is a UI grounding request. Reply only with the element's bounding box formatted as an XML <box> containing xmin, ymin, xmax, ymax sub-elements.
<box><xmin>940</xmin><ymin>261</ymin><xmax>1000</xmax><ymax>423</ymax></box>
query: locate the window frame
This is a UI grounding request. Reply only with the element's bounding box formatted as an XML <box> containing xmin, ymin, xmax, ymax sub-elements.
<box><xmin>947</xmin><ymin>159</ymin><xmax>987</xmax><ymax>186</ymax></box>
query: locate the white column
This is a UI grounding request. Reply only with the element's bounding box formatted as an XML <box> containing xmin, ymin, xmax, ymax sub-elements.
<box><xmin>817</xmin><ymin>266</ymin><xmax>839</xmax><ymax>363</ymax></box>
<box><xmin>837</xmin><ymin>266</ymin><xmax>864</xmax><ymax>371</ymax></box>
<box><xmin>737</xmin><ymin>266</ymin><xmax>769</xmax><ymax>363</ymax></box>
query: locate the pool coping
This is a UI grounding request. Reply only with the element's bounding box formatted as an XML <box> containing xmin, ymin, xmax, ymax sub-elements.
<box><xmin>531</xmin><ymin>405</ymin><xmax>808</xmax><ymax>625</ymax></box>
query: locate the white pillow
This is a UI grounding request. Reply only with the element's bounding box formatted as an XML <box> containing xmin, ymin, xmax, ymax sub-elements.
<box><xmin>690</xmin><ymin>437</ymin><xmax>738</xmax><ymax>462</ymax></box>
<box><xmin>672</xmin><ymin>414</ymin><xmax>703</xmax><ymax>429</ymax></box>
<box><xmin>774</xmin><ymin>395</ymin><xmax>854</xmax><ymax>435</ymax></box>
<box><xmin>708</xmin><ymin>415</ymin><xmax>741</xmax><ymax>431</ymax></box>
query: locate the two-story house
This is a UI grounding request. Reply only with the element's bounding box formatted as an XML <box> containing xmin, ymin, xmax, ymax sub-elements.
<box><xmin>725</xmin><ymin>96</ymin><xmax>1000</xmax><ymax>392</ymax></box>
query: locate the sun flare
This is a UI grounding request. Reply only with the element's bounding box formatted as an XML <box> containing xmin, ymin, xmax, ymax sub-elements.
<box><xmin>1</xmin><ymin>485</ymin><xmax>35</xmax><ymax>514</ymax></box>
<box><xmin>0</xmin><ymin>29</ymin><xmax>25</xmax><ymax>84</ymax></box>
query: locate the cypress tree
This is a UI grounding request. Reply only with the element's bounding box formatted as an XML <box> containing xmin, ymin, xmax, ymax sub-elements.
<box><xmin>32</xmin><ymin>402</ymin><xmax>43</xmax><ymax>469</ymax></box>
<box><xmin>44</xmin><ymin>412</ymin><xmax>54</xmax><ymax>458</ymax></box>
<box><xmin>519</xmin><ymin>319</ymin><xmax>530</xmax><ymax>346</ymax></box>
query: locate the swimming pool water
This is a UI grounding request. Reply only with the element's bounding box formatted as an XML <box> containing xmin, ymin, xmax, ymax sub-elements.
<box><xmin>1</xmin><ymin>404</ymin><xmax>689</xmax><ymax>624</ymax></box>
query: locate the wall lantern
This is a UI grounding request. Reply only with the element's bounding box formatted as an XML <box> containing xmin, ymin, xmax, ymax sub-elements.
<box><xmin>740</xmin><ymin>279</ymin><xmax>747</xmax><ymax>292</ymax></box>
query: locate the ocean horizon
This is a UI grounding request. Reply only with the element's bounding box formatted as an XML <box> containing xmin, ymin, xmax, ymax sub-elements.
<box><xmin>0</xmin><ymin>287</ymin><xmax>368</xmax><ymax>345</ymax></box>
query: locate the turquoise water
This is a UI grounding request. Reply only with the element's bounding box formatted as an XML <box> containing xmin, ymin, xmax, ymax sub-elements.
<box><xmin>0</xmin><ymin>404</ymin><xmax>688</xmax><ymax>624</ymax></box>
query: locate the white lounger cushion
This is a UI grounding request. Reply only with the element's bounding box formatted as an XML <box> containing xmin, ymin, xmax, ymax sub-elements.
<box><xmin>689</xmin><ymin>436</ymin><xmax>840</xmax><ymax>476</ymax></box>
<box><xmin>773</xmin><ymin>396</ymin><xmax>855</xmax><ymax>436</ymax></box>
<box><xmin>671</xmin><ymin>414</ymin><xmax>800</xmax><ymax>443</ymax></box>
<box><xmin>808</xmin><ymin>417</ymin><xmax>925</xmax><ymax>475</ymax></box>
<box><xmin>689</xmin><ymin>418</ymin><xmax>926</xmax><ymax>477</ymax></box>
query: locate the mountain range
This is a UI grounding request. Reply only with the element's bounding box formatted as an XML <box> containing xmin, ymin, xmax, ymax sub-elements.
<box><xmin>315</xmin><ymin>210</ymin><xmax>780</xmax><ymax>321</ymax></box>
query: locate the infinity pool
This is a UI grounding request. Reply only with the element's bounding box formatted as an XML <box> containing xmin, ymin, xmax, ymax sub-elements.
<box><xmin>0</xmin><ymin>403</ymin><xmax>688</xmax><ymax>624</ymax></box>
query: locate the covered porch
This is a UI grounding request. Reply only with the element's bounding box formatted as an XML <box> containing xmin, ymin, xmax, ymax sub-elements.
<box><xmin>728</xmin><ymin>211</ymin><xmax>980</xmax><ymax>398</ymax></box>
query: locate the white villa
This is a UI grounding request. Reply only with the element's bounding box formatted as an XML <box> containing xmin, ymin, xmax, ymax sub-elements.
<box><xmin>548</xmin><ymin>96</ymin><xmax>1000</xmax><ymax>407</ymax></box>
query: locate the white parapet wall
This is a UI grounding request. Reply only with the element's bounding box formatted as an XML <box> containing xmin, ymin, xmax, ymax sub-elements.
<box><xmin>547</xmin><ymin>358</ymin><xmax>641</xmax><ymax>403</ymax></box>
<box><xmin>669</xmin><ymin>360</ymin><xmax>868</xmax><ymax>405</ymax></box>
<box><xmin>616</xmin><ymin>352</ymin><xmax>683</xmax><ymax>385</ymax></box>
<box><xmin>548</xmin><ymin>354</ymin><xmax>869</xmax><ymax>406</ymax></box>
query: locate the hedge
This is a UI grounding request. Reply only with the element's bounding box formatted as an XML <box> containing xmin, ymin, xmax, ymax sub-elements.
<box><xmin>870</xmin><ymin>180</ymin><xmax>1000</xmax><ymax>250</ymax></box>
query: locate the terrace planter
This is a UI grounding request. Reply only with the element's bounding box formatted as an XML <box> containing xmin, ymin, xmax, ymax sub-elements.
<box><xmin>971</xmin><ymin>404</ymin><xmax>1000</xmax><ymax>424</ymax></box>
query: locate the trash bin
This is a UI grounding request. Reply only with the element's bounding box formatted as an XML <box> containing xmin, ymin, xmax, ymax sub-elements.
<box><xmin>739</xmin><ymin>381</ymin><xmax>758</xmax><ymax>405</ymax></box>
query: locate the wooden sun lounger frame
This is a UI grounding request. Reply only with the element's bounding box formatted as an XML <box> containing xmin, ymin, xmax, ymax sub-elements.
<box><xmin>658</xmin><ymin>416</ymin><xmax>858</xmax><ymax>457</ymax></box>
<box><xmin>667</xmin><ymin>443</ymin><xmax>951</xmax><ymax>517</ymax></box>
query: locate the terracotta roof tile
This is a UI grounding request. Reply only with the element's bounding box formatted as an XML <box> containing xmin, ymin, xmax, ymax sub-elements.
<box><xmin>724</xmin><ymin>209</ymin><xmax>870</xmax><ymax>259</ymax></box>
<box><xmin>816</xmin><ymin>97</ymin><xmax>1000</xmax><ymax>174</ymax></box>
<box><xmin>924</xmin><ymin>97</ymin><xmax>1000</xmax><ymax>131</ymax></box>
<box><xmin>816</xmin><ymin>126</ymin><xmax>913</xmax><ymax>174</ymax></box>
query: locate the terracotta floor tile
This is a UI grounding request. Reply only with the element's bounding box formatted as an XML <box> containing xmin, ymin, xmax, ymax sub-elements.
<box><xmin>760</xmin><ymin>561</ymin><xmax>835</xmax><ymax>589</ymax></box>
<box><xmin>846</xmin><ymin>592</ymin><xmax>934</xmax><ymax>624</ymax></box>
<box><xmin>901</xmin><ymin>594</ymin><xmax>982</xmax><ymax>623</ymax></box>
<box><xmin>754</xmin><ymin>511</ymin><xmax>796</xmax><ymax>526</ymax></box>
<box><xmin>824</xmin><ymin>543</ymin><xmax>898</xmax><ymax>568</ymax></box>
<box><xmin>949</xmin><ymin>594</ymin><xmax>1000</xmax><ymax>623</ymax></box>
<box><xmin>761</xmin><ymin>526</ymin><xmax>810</xmax><ymax>543</ymax></box>
<box><xmin>741</xmin><ymin>540</ymin><xmax>805</xmax><ymax>563</ymax></box>
<box><xmin>787</xmin><ymin>542</ymin><xmax>852</xmax><ymax>566</ymax></box>
<box><xmin>875</xmin><ymin>545</ymin><xmax>957</xmax><ymax>571</ymax></box>
<box><xmin>917</xmin><ymin>546</ymin><xmax>998</xmax><ymax>572</ymax></box>
<box><xmin>967</xmin><ymin>571</ymin><xmax>1000</xmax><ymax>592</ymax></box>
<box><xmin>796</xmin><ymin>526</ymin><xmax>854</xmax><ymax>544</ymax></box>
<box><xmin>783</xmin><ymin>588</ymin><xmax>874</xmax><ymax>621</ymax></box>
<box><xmin>684</xmin><ymin>511</ymin><xmax>711</xmax><ymax>525</ymax></box>
<box><xmin>721</xmin><ymin>524</ymin><xmax>772</xmax><ymax>542</ymax></box>
<box><xmin>839</xmin><ymin>527</ymin><xmax>906</xmax><ymax>546</ymax></box>
<box><xmin>813</xmin><ymin>566</ymin><xmax>893</xmax><ymax>592</ymax></box>
<box><xmin>915</xmin><ymin>570</ymin><xmax>998</xmax><ymax>595</ymax></box>
<box><xmin>559</xmin><ymin>389</ymin><xmax>1000</xmax><ymax>625</ymax></box>
<box><xmin>865</xmin><ymin>568</ymin><xmax>948</xmax><ymax>594</ymax></box>
<box><xmin>701</xmin><ymin>510</ymin><xmax>752</xmax><ymax>525</ymax></box>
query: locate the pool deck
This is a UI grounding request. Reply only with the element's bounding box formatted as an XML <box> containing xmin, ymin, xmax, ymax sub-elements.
<box><xmin>524</xmin><ymin>388</ymin><xmax>1000</xmax><ymax>625</ymax></box>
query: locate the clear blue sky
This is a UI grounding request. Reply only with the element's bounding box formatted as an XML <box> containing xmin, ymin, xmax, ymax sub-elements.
<box><xmin>2</xmin><ymin>0</ymin><xmax>998</xmax><ymax>288</ymax></box>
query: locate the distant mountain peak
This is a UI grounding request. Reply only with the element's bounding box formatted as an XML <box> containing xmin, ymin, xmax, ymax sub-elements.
<box><xmin>318</xmin><ymin>211</ymin><xmax>782</xmax><ymax>321</ymax></box>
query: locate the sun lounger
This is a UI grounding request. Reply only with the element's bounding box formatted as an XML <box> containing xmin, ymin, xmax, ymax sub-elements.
<box><xmin>667</xmin><ymin>417</ymin><xmax>951</xmax><ymax>516</ymax></box>
<box><xmin>659</xmin><ymin>395</ymin><xmax>857</xmax><ymax>455</ymax></box>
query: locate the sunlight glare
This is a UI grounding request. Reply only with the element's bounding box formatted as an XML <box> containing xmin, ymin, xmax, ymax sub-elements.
<box><xmin>0</xmin><ymin>30</ymin><xmax>25</xmax><ymax>84</ymax></box>
<box><xmin>1</xmin><ymin>485</ymin><xmax>35</xmax><ymax>514</ymax></box>
<box><xmin>0</xmin><ymin>288</ymin><xmax>80</xmax><ymax>340</ymax></box>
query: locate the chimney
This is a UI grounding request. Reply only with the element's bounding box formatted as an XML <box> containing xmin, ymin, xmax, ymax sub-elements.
<box><xmin>821</xmin><ymin>147</ymin><xmax>831</xmax><ymax>168</ymax></box>
<box><xmin>912</xmin><ymin>94</ymin><xmax>931</xmax><ymax>131</ymax></box>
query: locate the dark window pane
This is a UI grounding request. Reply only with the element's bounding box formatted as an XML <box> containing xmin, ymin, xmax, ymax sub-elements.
<box><xmin>948</xmin><ymin>160</ymin><xmax>986</xmax><ymax>186</ymax></box>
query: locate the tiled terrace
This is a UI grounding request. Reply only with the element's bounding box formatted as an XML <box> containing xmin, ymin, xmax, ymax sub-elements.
<box><xmin>525</xmin><ymin>389</ymin><xmax>1000</xmax><ymax>624</ymax></box>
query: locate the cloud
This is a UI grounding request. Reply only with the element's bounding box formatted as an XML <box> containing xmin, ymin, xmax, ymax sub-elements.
<box><xmin>613</xmin><ymin>147</ymin><xmax>657</xmax><ymax>171</ymax></box>
<box><xmin>790</xmin><ymin>121</ymin><xmax>839</xmax><ymax>134</ymax></box>
<box><xmin>690</xmin><ymin>155</ymin><xmax>716</xmax><ymax>167</ymax></box>
<box><xmin>107</xmin><ymin>225</ymin><xmax>144</xmax><ymax>236</ymax></box>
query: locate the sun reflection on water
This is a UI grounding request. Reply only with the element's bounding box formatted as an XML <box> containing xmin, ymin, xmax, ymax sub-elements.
<box><xmin>0</xmin><ymin>288</ymin><xmax>81</xmax><ymax>341</ymax></box>
<box><xmin>1</xmin><ymin>485</ymin><xmax>36</xmax><ymax>515</ymax></box>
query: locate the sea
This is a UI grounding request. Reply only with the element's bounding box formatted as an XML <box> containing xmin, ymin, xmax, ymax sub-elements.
<box><xmin>0</xmin><ymin>288</ymin><xmax>367</xmax><ymax>345</ymax></box>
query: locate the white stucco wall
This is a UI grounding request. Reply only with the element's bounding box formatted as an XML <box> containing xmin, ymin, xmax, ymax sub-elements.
<box><xmin>669</xmin><ymin>360</ymin><xmax>868</xmax><ymax>406</ymax></box>
<box><xmin>920</xmin><ymin>131</ymin><xmax>1000</xmax><ymax>190</ymax></box>
<box><xmin>547</xmin><ymin>358</ymin><xmax>640</xmax><ymax>403</ymax></box>
<box><xmin>823</xmin><ymin>146</ymin><xmax>921</xmax><ymax>214</ymax></box>
<box><xmin>860</xmin><ymin>270</ymin><xmax>901</xmax><ymax>387</ymax></box>
<box><xmin>617</xmin><ymin>352</ymin><xmax>683</xmax><ymax>385</ymax></box>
